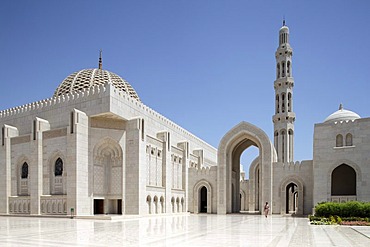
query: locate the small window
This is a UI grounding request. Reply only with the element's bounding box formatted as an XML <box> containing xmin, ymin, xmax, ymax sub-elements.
<box><xmin>21</xmin><ymin>162</ymin><xmax>28</xmax><ymax>179</ymax></box>
<box><xmin>345</xmin><ymin>133</ymin><xmax>353</xmax><ymax>146</ymax></box>
<box><xmin>336</xmin><ymin>134</ymin><xmax>343</xmax><ymax>147</ymax></box>
<box><xmin>55</xmin><ymin>158</ymin><xmax>63</xmax><ymax>176</ymax></box>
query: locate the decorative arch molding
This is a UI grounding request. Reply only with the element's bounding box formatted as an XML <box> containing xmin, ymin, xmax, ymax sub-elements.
<box><xmin>93</xmin><ymin>137</ymin><xmax>123</xmax><ymax>163</ymax></box>
<box><xmin>279</xmin><ymin>176</ymin><xmax>304</xmax><ymax>215</ymax></box>
<box><xmin>48</xmin><ymin>150</ymin><xmax>67</xmax><ymax>195</ymax></box>
<box><xmin>47</xmin><ymin>150</ymin><xmax>67</xmax><ymax>175</ymax></box>
<box><xmin>93</xmin><ymin>137</ymin><xmax>123</xmax><ymax>196</ymax></box>
<box><xmin>218</xmin><ymin>121</ymin><xmax>276</xmax><ymax>214</ymax></box>
<box><xmin>16</xmin><ymin>155</ymin><xmax>30</xmax><ymax>178</ymax></box>
<box><xmin>327</xmin><ymin>160</ymin><xmax>362</xmax><ymax>200</ymax></box>
<box><xmin>193</xmin><ymin>180</ymin><xmax>212</xmax><ymax>214</ymax></box>
<box><xmin>16</xmin><ymin>155</ymin><xmax>30</xmax><ymax>196</ymax></box>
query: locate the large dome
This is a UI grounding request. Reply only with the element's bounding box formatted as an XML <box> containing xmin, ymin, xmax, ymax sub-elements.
<box><xmin>54</xmin><ymin>68</ymin><xmax>140</xmax><ymax>101</ymax></box>
<box><xmin>324</xmin><ymin>104</ymin><xmax>360</xmax><ymax>123</ymax></box>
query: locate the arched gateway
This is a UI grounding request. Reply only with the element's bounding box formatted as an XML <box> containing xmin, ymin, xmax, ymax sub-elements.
<box><xmin>217</xmin><ymin>122</ymin><xmax>277</xmax><ymax>214</ymax></box>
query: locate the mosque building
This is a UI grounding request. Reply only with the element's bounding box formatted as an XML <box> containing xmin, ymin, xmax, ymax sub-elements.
<box><xmin>0</xmin><ymin>23</ymin><xmax>369</xmax><ymax>217</ymax></box>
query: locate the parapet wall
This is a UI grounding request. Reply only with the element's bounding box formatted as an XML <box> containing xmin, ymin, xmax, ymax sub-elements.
<box><xmin>0</xmin><ymin>82</ymin><xmax>217</xmax><ymax>154</ymax></box>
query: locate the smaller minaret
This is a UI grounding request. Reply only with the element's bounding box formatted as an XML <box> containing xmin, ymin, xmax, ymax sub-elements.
<box><xmin>98</xmin><ymin>49</ymin><xmax>103</xmax><ymax>69</ymax></box>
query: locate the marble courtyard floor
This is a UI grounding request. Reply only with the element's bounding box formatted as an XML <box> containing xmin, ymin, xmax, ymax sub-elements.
<box><xmin>1</xmin><ymin>214</ymin><xmax>370</xmax><ymax>246</ymax></box>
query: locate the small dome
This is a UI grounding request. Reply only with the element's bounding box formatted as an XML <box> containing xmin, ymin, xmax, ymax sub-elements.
<box><xmin>280</xmin><ymin>25</ymin><xmax>289</xmax><ymax>33</ymax></box>
<box><xmin>54</xmin><ymin>68</ymin><xmax>140</xmax><ymax>101</ymax></box>
<box><xmin>324</xmin><ymin>104</ymin><xmax>360</xmax><ymax>123</ymax></box>
<box><xmin>280</xmin><ymin>20</ymin><xmax>289</xmax><ymax>33</ymax></box>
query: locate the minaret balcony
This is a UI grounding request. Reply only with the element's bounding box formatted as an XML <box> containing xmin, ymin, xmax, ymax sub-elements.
<box><xmin>275</xmin><ymin>46</ymin><xmax>293</xmax><ymax>55</ymax></box>
<box><xmin>272</xmin><ymin>112</ymin><xmax>296</xmax><ymax>123</ymax></box>
<box><xmin>274</xmin><ymin>78</ymin><xmax>294</xmax><ymax>89</ymax></box>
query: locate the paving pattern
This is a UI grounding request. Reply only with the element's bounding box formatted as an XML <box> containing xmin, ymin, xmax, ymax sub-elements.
<box><xmin>0</xmin><ymin>214</ymin><xmax>369</xmax><ymax>246</ymax></box>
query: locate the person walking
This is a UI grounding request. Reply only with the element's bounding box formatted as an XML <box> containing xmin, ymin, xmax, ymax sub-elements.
<box><xmin>264</xmin><ymin>202</ymin><xmax>270</xmax><ymax>218</ymax></box>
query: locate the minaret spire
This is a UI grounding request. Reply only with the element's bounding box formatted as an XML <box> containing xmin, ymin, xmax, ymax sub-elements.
<box><xmin>98</xmin><ymin>49</ymin><xmax>103</xmax><ymax>69</ymax></box>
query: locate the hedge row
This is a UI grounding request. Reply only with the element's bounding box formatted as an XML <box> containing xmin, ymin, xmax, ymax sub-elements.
<box><xmin>315</xmin><ymin>201</ymin><xmax>370</xmax><ymax>218</ymax></box>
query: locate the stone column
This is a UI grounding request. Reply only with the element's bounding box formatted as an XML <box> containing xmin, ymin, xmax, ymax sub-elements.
<box><xmin>125</xmin><ymin>118</ymin><xmax>146</xmax><ymax>214</ymax></box>
<box><xmin>157</xmin><ymin>131</ymin><xmax>171</xmax><ymax>213</ymax></box>
<box><xmin>178</xmin><ymin>141</ymin><xmax>189</xmax><ymax>212</ymax></box>
<box><xmin>0</xmin><ymin>125</ymin><xmax>18</xmax><ymax>214</ymax></box>
<box><xmin>66</xmin><ymin>109</ymin><xmax>90</xmax><ymax>216</ymax></box>
<box><xmin>30</xmin><ymin>118</ymin><xmax>50</xmax><ymax>215</ymax></box>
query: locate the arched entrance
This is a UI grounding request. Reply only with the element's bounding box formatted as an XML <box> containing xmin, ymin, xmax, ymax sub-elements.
<box><xmin>286</xmin><ymin>182</ymin><xmax>297</xmax><ymax>214</ymax></box>
<box><xmin>217</xmin><ymin>122</ymin><xmax>277</xmax><ymax>214</ymax></box>
<box><xmin>200</xmin><ymin>187</ymin><xmax>207</xmax><ymax>213</ymax></box>
<box><xmin>280</xmin><ymin>177</ymin><xmax>304</xmax><ymax>215</ymax></box>
<box><xmin>93</xmin><ymin>138</ymin><xmax>123</xmax><ymax>215</ymax></box>
<box><xmin>193</xmin><ymin>180</ymin><xmax>212</xmax><ymax>213</ymax></box>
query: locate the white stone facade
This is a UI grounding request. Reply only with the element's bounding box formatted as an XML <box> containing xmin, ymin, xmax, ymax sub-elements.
<box><xmin>1</xmin><ymin>23</ymin><xmax>369</xmax><ymax>217</ymax></box>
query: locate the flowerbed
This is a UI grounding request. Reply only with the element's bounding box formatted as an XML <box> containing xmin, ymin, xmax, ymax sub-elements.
<box><xmin>309</xmin><ymin>201</ymin><xmax>370</xmax><ymax>225</ymax></box>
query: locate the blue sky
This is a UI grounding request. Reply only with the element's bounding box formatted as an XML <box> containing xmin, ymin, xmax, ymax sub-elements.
<box><xmin>1</xmin><ymin>1</ymin><xmax>369</xmax><ymax>172</ymax></box>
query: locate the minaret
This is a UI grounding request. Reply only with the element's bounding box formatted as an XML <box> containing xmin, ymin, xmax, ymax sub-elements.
<box><xmin>272</xmin><ymin>20</ymin><xmax>295</xmax><ymax>163</ymax></box>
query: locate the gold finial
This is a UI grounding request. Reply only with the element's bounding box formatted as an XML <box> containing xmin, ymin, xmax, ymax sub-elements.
<box><xmin>339</xmin><ymin>103</ymin><xmax>343</xmax><ymax>110</ymax></box>
<box><xmin>98</xmin><ymin>49</ymin><xmax>102</xmax><ymax>69</ymax></box>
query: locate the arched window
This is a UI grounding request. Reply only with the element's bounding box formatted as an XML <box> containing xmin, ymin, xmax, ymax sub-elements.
<box><xmin>146</xmin><ymin>195</ymin><xmax>152</xmax><ymax>214</ymax></box>
<box><xmin>331</xmin><ymin>164</ymin><xmax>356</xmax><ymax>195</ymax></box>
<box><xmin>281</xmin><ymin>130</ymin><xmax>285</xmax><ymax>162</ymax></box>
<box><xmin>54</xmin><ymin>158</ymin><xmax>63</xmax><ymax>176</ymax></box>
<box><xmin>277</xmin><ymin>63</ymin><xmax>280</xmax><ymax>79</ymax></box>
<box><xmin>282</xmin><ymin>62</ymin><xmax>286</xmax><ymax>77</ymax></box>
<box><xmin>275</xmin><ymin>95</ymin><xmax>280</xmax><ymax>113</ymax></box>
<box><xmin>336</xmin><ymin>134</ymin><xmax>343</xmax><ymax>147</ymax></box>
<box><xmin>346</xmin><ymin>133</ymin><xmax>353</xmax><ymax>146</ymax></box>
<box><xmin>21</xmin><ymin>162</ymin><xmax>28</xmax><ymax>179</ymax></box>
<box><xmin>287</xmin><ymin>61</ymin><xmax>291</xmax><ymax>77</ymax></box>
<box><xmin>288</xmin><ymin>93</ymin><xmax>292</xmax><ymax>112</ymax></box>
<box><xmin>288</xmin><ymin>129</ymin><xmax>293</xmax><ymax>162</ymax></box>
<box><xmin>281</xmin><ymin>93</ymin><xmax>285</xmax><ymax>113</ymax></box>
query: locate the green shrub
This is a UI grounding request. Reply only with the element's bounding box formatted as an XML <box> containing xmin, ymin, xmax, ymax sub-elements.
<box><xmin>314</xmin><ymin>201</ymin><xmax>370</xmax><ymax>218</ymax></box>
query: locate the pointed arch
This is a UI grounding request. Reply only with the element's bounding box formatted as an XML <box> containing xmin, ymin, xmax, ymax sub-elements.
<box><xmin>160</xmin><ymin>196</ymin><xmax>164</xmax><ymax>213</ymax></box>
<box><xmin>153</xmin><ymin>196</ymin><xmax>158</xmax><ymax>214</ymax></box>
<box><xmin>331</xmin><ymin>164</ymin><xmax>356</xmax><ymax>196</ymax></box>
<box><xmin>16</xmin><ymin>155</ymin><xmax>30</xmax><ymax>196</ymax></box>
<box><xmin>345</xmin><ymin>133</ymin><xmax>353</xmax><ymax>146</ymax></box>
<box><xmin>281</xmin><ymin>93</ymin><xmax>286</xmax><ymax>113</ymax></box>
<box><xmin>146</xmin><ymin>195</ymin><xmax>152</xmax><ymax>214</ymax></box>
<box><xmin>328</xmin><ymin>160</ymin><xmax>361</xmax><ymax>202</ymax></box>
<box><xmin>193</xmin><ymin>180</ymin><xmax>212</xmax><ymax>213</ymax></box>
<box><xmin>279</xmin><ymin>176</ymin><xmax>304</xmax><ymax>215</ymax></box>
<box><xmin>336</xmin><ymin>134</ymin><xmax>343</xmax><ymax>147</ymax></box>
<box><xmin>93</xmin><ymin>137</ymin><xmax>123</xmax><ymax>196</ymax></box>
<box><xmin>248</xmin><ymin>157</ymin><xmax>261</xmax><ymax>211</ymax></box>
<box><xmin>287</xmin><ymin>92</ymin><xmax>292</xmax><ymax>112</ymax></box>
<box><xmin>48</xmin><ymin>150</ymin><xmax>67</xmax><ymax>195</ymax></box>
<box><xmin>217</xmin><ymin>121</ymin><xmax>276</xmax><ymax>214</ymax></box>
